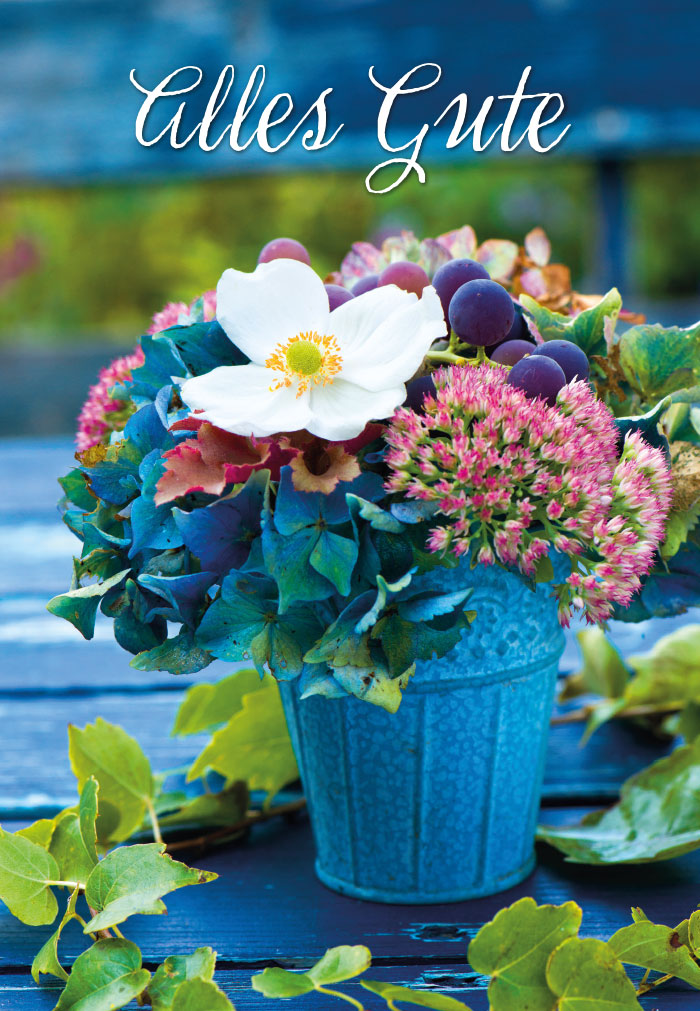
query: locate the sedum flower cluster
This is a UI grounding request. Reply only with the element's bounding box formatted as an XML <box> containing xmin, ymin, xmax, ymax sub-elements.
<box><xmin>385</xmin><ymin>364</ymin><xmax>672</xmax><ymax>624</ymax></box>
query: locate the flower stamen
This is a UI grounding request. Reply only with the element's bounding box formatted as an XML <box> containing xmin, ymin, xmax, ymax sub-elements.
<box><xmin>266</xmin><ymin>331</ymin><xmax>343</xmax><ymax>397</ymax></box>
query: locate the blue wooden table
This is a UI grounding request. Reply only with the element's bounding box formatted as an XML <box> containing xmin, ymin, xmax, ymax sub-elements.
<box><xmin>1</xmin><ymin>436</ymin><xmax>699</xmax><ymax>1009</ymax></box>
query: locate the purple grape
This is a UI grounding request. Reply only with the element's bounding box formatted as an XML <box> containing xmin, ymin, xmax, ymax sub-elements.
<box><xmin>258</xmin><ymin>237</ymin><xmax>311</xmax><ymax>266</ymax></box>
<box><xmin>325</xmin><ymin>284</ymin><xmax>354</xmax><ymax>311</ymax></box>
<box><xmin>503</xmin><ymin>306</ymin><xmax>532</xmax><ymax>343</ymax></box>
<box><xmin>489</xmin><ymin>340</ymin><xmax>535</xmax><ymax>367</ymax></box>
<box><xmin>352</xmin><ymin>274</ymin><xmax>379</xmax><ymax>296</ymax></box>
<box><xmin>403</xmin><ymin>375</ymin><xmax>436</xmax><ymax>413</ymax></box>
<box><xmin>507</xmin><ymin>355</ymin><xmax>566</xmax><ymax>406</ymax></box>
<box><xmin>431</xmin><ymin>258</ymin><xmax>490</xmax><ymax>322</ymax></box>
<box><xmin>378</xmin><ymin>261</ymin><xmax>430</xmax><ymax>297</ymax></box>
<box><xmin>531</xmin><ymin>339</ymin><xmax>589</xmax><ymax>383</ymax></box>
<box><xmin>448</xmin><ymin>279</ymin><xmax>515</xmax><ymax>347</ymax></box>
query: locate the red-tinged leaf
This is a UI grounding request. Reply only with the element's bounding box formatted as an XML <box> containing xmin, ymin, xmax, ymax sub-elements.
<box><xmin>155</xmin><ymin>424</ymin><xmax>295</xmax><ymax>505</ymax></box>
<box><xmin>476</xmin><ymin>239</ymin><xmax>519</xmax><ymax>282</ymax></box>
<box><xmin>437</xmin><ymin>225</ymin><xmax>478</xmax><ymax>259</ymax></box>
<box><xmin>524</xmin><ymin>226</ymin><xmax>551</xmax><ymax>266</ymax></box>
<box><xmin>340</xmin><ymin>241</ymin><xmax>386</xmax><ymax>284</ymax></box>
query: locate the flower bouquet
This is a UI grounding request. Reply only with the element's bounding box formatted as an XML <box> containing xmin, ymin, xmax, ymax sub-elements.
<box><xmin>51</xmin><ymin>226</ymin><xmax>694</xmax><ymax>903</ymax></box>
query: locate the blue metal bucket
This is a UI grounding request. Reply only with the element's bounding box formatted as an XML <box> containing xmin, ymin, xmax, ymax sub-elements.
<box><xmin>279</xmin><ymin>559</ymin><xmax>565</xmax><ymax>903</ymax></box>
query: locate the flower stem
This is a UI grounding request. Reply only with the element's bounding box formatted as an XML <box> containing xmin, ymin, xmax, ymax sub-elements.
<box><xmin>315</xmin><ymin>985</ymin><xmax>366</xmax><ymax>1011</ymax></box>
<box><xmin>145</xmin><ymin>796</ymin><xmax>164</xmax><ymax>846</ymax></box>
<box><xmin>426</xmin><ymin>350</ymin><xmax>468</xmax><ymax>365</ymax></box>
<box><xmin>46</xmin><ymin>879</ymin><xmax>81</xmax><ymax>890</ymax></box>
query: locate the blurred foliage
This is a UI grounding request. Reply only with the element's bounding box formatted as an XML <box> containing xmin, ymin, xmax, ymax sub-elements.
<box><xmin>0</xmin><ymin>156</ymin><xmax>698</xmax><ymax>347</ymax></box>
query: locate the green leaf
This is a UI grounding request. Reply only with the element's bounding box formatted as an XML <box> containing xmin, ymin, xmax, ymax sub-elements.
<box><xmin>520</xmin><ymin>288</ymin><xmax>621</xmax><ymax>358</ymax></box>
<box><xmin>171</xmin><ymin>978</ymin><xmax>234</xmax><ymax>1010</ymax></box>
<box><xmin>625</xmin><ymin>624</ymin><xmax>700</xmax><ymax>709</ymax></box>
<box><xmin>54</xmin><ymin>938</ymin><xmax>151</xmax><ymax>1011</ymax></box>
<box><xmin>251</xmin><ymin>967</ymin><xmax>315</xmax><ymax>998</ymax></box>
<box><xmin>173</xmin><ymin>668</ymin><xmax>262</xmax><ymax>737</ymax></box>
<box><xmin>307</xmin><ymin>945</ymin><xmax>372</xmax><ymax>984</ymax></box>
<box><xmin>677</xmin><ymin>700</ymin><xmax>700</xmax><ymax>744</ymax></box>
<box><xmin>187</xmin><ymin>676</ymin><xmax>297</xmax><ymax>803</ymax></box>
<box><xmin>158</xmin><ymin>783</ymin><xmax>249</xmax><ymax>832</ymax></box>
<box><xmin>309</xmin><ymin>530</ymin><xmax>358</xmax><ymax>597</ymax></box>
<box><xmin>688</xmin><ymin>910</ymin><xmax>700</xmax><ymax>957</ymax></box>
<box><xmin>562</xmin><ymin>628</ymin><xmax>628</xmax><ymax>701</ymax></box>
<box><xmin>537</xmin><ymin>738</ymin><xmax>700</xmax><ymax>863</ymax></box>
<box><xmin>31</xmin><ymin>886</ymin><xmax>80</xmax><ymax>983</ymax></box>
<box><xmin>608</xmin><ymin>917</ymin><xmax>700</xmax><ymax>987</ymax></box>
<box><xmin>467</xmin><ymin>897</ymin><xmax>581</xmax><ymax>1011</ymax></box>
<box><xmin>48</xmin><ymin>811</ymin><xmax>97</xmax><ymax>884</ymax></box>
<box><xmin>47</xmin><ymin>568</ymin><xmax>131</xmax><ymax>640</ymax></box>
<box><xmin>660</xmin><ymin>501</ymin><xmax>700</xmax><ymax>561</ymax></box>
<box><xmin>617</xmin><ymin>321</ymin><xmax>700</xmax><ymax>402</ymax></box>
<box><xmin>68</xmin><ymin>718</ymin><xmax>154</xmax><ymax>842</ymax></box>
<box><xmin>361</xmin><ymin>981</ymin><xmax>473</xmax><ymax>1011</ymax></box>
<box><xmin>84</xmin><ymin>843</ymin><xmax>217</xmax><ymax>932</ymax></box>
<box><xmin>17</xmin><ymin>819</ymin><xmax>55</xmax><ymax>849</ymax></box>
<box><xmin>147</xmin><ymin>948</ymin><xmax>217</xmax><ymax>1010</ymax></box>
<box><xmin>0</xmin><ymin>828</ymin><xmax>60</xmax><ymax>925</ymax></box>
<box><xmin>79</xmin><ymin>777</ymin><xmax>99</xmax><ymax>866</ymax></box>
<box><xmin>545</xmin><ymin>937</ymin><xmax>642</xmax><ymax>1010</ymax></box>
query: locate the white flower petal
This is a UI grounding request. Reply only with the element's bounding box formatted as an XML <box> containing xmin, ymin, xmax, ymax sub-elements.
<box><xmin>180</xmin><ymin>364</ymin><xmax>311</xmax><ymax>437</ymax></box>
<box><xmin>339</xmin><ymin>286</ymin><xmax>446</xmax><ymax>392</ymax></box>
<box><xmin>330</xmin><ymin>284</ymin><xmax>417</xmax><ymax>357</ymax></box>
<box><xmin>307</xmin><ymin>379</ymin><xmax>405</xmax><ymax>440</ymax></box>
<box><xmin>216</xmin><ymin>260</ymin><xmax>330</xmax><ymax>365</ymax></box>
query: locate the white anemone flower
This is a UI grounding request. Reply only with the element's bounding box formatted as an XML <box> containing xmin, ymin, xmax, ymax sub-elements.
<box><xmin>179</xmin><ymin>259</ymin><xmax>446</xmax><ymax>441</ymax></box>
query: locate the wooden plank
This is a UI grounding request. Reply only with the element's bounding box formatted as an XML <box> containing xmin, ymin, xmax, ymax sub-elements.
<box><xmin>1</xmin><ymin>814</ymin><xmax>700</xmax><ymax>973</ymax></box>
<box><xmin>2</xmin><ymin>0</ymin><xmax>700</xmax><ymax>184</ymax></box>
<box><xmin>0</xmin><ymin>964</ymin><xmax>698</xmax><ymax>1011</ymax></box>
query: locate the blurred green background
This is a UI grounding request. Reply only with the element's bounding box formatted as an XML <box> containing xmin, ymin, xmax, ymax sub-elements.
<box><xmin>3</xmin><ymin>155</ymin><xmax>699</xmax><ymax>349</ymax></box>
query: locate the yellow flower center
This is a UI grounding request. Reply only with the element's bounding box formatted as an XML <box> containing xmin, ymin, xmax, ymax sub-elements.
<box><xmin>265</xmin><ymin>331</ymin><xmax>343</xmax><ymax>397</ymax></box>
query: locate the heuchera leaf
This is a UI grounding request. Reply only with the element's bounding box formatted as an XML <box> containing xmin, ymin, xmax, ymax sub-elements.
<box><xmin>608</xmin><ymin>917</ymin><xmax>700</xmax><ymax>987</ymax></box>
<box><xmin>187</xmin><ymin>676</ymin><xmax>298</xmax><ymax>803</ymax></box>
<box><xmin>54</xmin><ymin>938</ymin><xmax>151</xmax><ymax>1011</ymax></box>
<box><xmin>617</xmin><ymin>321</ymin><xmax>700</xmax><ymax>402</ymax></box>
<box><xmin>84</xmin><ymin>844</ymin><xmax>217</xmax><ymax>932</ymax></box>
<box><xmin>537</xmin><ymin>738</ymin><xmax>700</xmax><ymax>863</ymax></box>
<box><xmin>362</xmin><ymin>981</ymin><xmax>473</xmax><ymax>1011</ymax></box>
<box><xmin>468</xmin><ymin>897</ymin><xmax>582</xmax><ymax>1011</ymax></box>
<box><xmin>155</xmin><ymin>424</ymin><xmax>289</xmax><ymax>505</ymax></box>
<box><xmin>520</xmin><ymin>288</ymin><xmax>622</xmax><ymax>358</ymax></box>
<box><xmin>47</xmin><ymin>568</ymin><xmax>131</xmax><ymax>640</ymax></box>
<box><xmin>68</xmin><ymin>718</ymin><xmax>154</xmax><ymax>843</ymax></box>
<box><xmin>147</xmin><ymin>947</ymin><xmax>217</xmax><ymax>1011</ymax></box>
<box><xmin>545</xmin><ymin>937</ymin><xmax>642</xmax><ymax>1010</ymax></box>
<box><xmin>173</xmin><ymin>668</ymin><xmax>263</xmax><ymax>736</ymax></box>
<box><xmin>0</xmin><ymin>829</ymin><xmax>60</xmax><ymax>925</ymax></box>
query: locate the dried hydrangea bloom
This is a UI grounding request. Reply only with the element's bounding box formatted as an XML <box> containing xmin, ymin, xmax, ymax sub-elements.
<box><xmin>76</xmin><ymin>347</ymin><xmax>145</xmax><ymax>452</ymax></box>
<box><xmin>385</xmin><ymin>364</ymin><xmax>671</xmax><ymax>625</ymax></box>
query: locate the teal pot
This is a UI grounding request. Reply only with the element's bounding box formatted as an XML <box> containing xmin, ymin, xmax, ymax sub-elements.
<box><xmin>279</xmin><ymin>559</ymin><xmax>565</xmax><ymax>904</ymax></box>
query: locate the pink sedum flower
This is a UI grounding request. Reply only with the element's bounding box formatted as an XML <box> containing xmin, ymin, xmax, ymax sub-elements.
<box><xmin>76</xmin><ymin>347</ymin><xmax>144</xmax><ymax>452</ymax></box>
<box><xmin>385</xmin><ymin>364</ymin><xmax>672</xmax><ymax>625</ymax></box>
<box><xmin>147</xmin><ymin>289</ymin><xmax>217</xmax><ymax>334</ymax></box>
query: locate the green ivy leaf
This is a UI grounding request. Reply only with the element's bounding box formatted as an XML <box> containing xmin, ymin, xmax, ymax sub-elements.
<box><xmin>608</xmin><ymin>917</ymin><xmax>700</xmax><ymax>987</ymax></box>
<box><xmin>0</xmin><ymin>828</ymin><xmax>60</xmax><ymax>925</ymax></box>
<box><xmin>537</xmin><ymin>738</ymin><xmax>700</xmax><ymax>863</ymax></box>
<box><xmin>47</xmin><ymin>569</ymin><xmax>131</xmax><ymax>640</ymax></box>
<box><xmin>84</xmin><ymin>843</ymin><xmax>217</xmax><ymax>932</ymax></box>
<box><xmin>147</xmin><ymin>948</ymin><xmax>217</xmax><ymax>1010</ymax></box>
<box><xmin>361</xmin><ymin>981</ymin><xmax>473</xmax><ymax>1011</ymax></box>
<box><xmin>54</xmin><ymin>938</ymin><xmax>151</xmax><ymax>1011</ymax></box>
<box><xmin>520</xmin><ymin>288</ymin><xmax>621</xmax><ymax>358</ymax></box>
<box><xmin>467</xmin><ymin>897</ymin><xmax>581</xmax><ymax>1011</ymax></box>
<box><xmin>251</xmin><ymin>967</ymin><xmax>315</xmax><ymax>998</ymax></box>
<box><xmin>173</xmin><ymin>668</ymin><xmax>262</xmax><ymax>737</ymax></box>
<box><xmin>48</xmin><ymin>811</ymin><xmax>97</xmax><ymax>885</ymax></box>
<box><xmin>187</xmin><ymin>677</ymin><xmax>297</xmax><ymax>803</ymax></box>
<box><xmin>79</xmin><ymin>777</ymin><xmax>99</xmax><ymax>866</ymax></box>
<box><xmin>545</xmin><ymin>937</ymin><xmax>642</xmax><ymax>1010</ymax></box>
<box><xmin>306</xmin><ymin>945</ymin><xmax>372</xmax><ymax>984</ymax></box>
<box><xmin>171</xmin><ymin>977</ymin><xmax>234</xmax><ymax>1010</ymax></box>
<box><xmin>617</xmin><ymin>321</ymin><xmax>700</xmax><ymax>402</ymax></box>
<box><xmin>68</xmin><ymin>718</ymin><xmax>154</xmax><ymax>843</ymax></box>
<box><xmin>31</xmin><ymin>886</ymin><xmax>80</xmax><ymax>983</ymax></box>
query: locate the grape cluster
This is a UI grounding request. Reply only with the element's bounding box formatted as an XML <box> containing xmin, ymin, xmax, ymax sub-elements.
<box><xmin>505</xmin><ymin>338</ymin><xmax>590</xmax><ymax>405</ymax></box>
